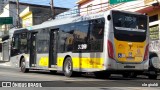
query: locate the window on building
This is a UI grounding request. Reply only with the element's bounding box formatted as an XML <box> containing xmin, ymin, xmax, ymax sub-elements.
<box><xmin>149</xmin><ymin>15</ymin><xmax>158</xmax><ymax>22</ymax></box>
<box><xmin>149</xmin><ymin>25</ymin><xmax>159</xmax><ymax>40</ymax></box>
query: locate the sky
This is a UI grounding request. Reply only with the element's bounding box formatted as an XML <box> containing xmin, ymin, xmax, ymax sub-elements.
<box><xmin>19</xmin><ymin>0</ymin><xmax>78</xmax><ymax>8</ymax></box>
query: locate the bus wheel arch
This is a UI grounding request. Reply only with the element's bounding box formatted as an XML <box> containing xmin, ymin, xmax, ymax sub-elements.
<box><xmin>20</xmin><ymin>56</ymin><xmax>29</xmax><ymax>73</ymax></box>
<box><xmin>63</xmin><ymin>55</ymin><xmax>74</xmax><ymax>77</ymax></box>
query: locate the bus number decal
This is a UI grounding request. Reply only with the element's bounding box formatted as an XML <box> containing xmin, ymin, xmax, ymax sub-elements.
<box><xmin>78</xmin><ymin>44</ymin><xmax>87</xmax><ymax>50</ymax></box>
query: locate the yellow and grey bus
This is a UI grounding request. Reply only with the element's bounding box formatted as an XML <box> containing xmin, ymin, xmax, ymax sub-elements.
<box><xmin>9</xmin><ymin>10</ymin><xmax>149</xmax><ymax>78</ymax></box>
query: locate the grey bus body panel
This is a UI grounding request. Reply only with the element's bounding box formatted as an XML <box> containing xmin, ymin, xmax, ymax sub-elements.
<box><xmin>10</xmin><ymin>53</ymin><xmax>30</xmax><ymax>68</ymax></box>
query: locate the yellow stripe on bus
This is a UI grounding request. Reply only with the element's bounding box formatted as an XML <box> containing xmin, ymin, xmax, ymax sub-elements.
<box><xmin>38</xmin><ymin>56</ymin><xmax>104</xmax><ymax>69</ymax></box>
<box><xmin>57</xmin><ymin>57</ymin><xmax>104</xmax><ymax>69</ymax></box>
<box><xmin>39</xmin><ymin>57</ymin><xmax>49</xmax><ymax>67</ymax></box>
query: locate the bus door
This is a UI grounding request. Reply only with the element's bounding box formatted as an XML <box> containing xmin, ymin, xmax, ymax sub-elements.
<box><xmin>30</xmin><ymin>32</ymin><xmax>37</xmax><ymax>67</ymax></box>
<box><xmin>49</xmin><ymin>29</ymin><xmax>59</xmax><ymax>68</ymax></box>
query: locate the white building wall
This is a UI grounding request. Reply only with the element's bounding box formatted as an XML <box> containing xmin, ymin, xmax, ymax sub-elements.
<box><xmin>0</xmin><ymin>4</ymin><xmax>10</xmax><ymax>17</ymax></box>
<box><xmin>79</xmin><ymin>0</ymin><xmax>145</xmax><ymax>15</ymax></box>
<box><xmin>79</xmin><ymin>0</ymin><xmax>108</xmax><ymax>15</ymax></box>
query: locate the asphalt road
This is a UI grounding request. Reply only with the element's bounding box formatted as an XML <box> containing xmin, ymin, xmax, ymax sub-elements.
<box><xmin>0</xmin><ymin>65</ymin><xmax>160</xmax><ymax>90</ymax></box>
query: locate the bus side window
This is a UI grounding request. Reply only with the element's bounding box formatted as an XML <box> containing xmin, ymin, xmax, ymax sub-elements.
<box><xmin>20</xmin><ymin>33</ymin><xmax>28</xmax><ymax>53</ymax></box>
<box><xmin>73</xmin><ymin>21</ymin><xmax>89</xmax><ymax>52</ymax></box>
<box><xmin>90</xmin><ymin>18</ymin><xmax>105</xmax><ymax>52</ymax></box>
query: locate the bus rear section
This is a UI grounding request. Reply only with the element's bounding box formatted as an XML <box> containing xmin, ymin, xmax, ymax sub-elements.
<box><xmin>106</xmin><ymin>11</ymin><xmax>149</xmax><ymax>74</ymax></box>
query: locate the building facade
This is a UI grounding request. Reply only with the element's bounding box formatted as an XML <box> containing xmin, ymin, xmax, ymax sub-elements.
<box><xmin>20</xmin><ymin>5</ymin><xmax>68</xmax><ymax>28</ymax></box>
<box><xmin>137</xmin><ymin>0</ymin><xmax>160</xmax><ymax>55</ymax></box>
<box><xmin>76</xmin><ymin>0</ymin><xmax>145</xmax><ymax>15</ymax></box>
<box><xmin>0</xmin><ymin>1</ymin><xmax>68</xmax><ymax>35</ymax></box>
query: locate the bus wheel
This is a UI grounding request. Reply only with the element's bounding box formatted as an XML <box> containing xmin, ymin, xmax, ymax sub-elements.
<box><xmin>20</xmin><ymin>58</ymin><xmax>29</xmax><ymax>73</ymax></box>
<box><xmin>63</xmin><ymin>57</ymin><xmax>74</xmax><ymax>77</ymax></box>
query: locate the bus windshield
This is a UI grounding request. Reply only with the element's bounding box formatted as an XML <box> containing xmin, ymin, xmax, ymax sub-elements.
<box><xmin>112</xmin><ymin>11</ymin><xmax>147</xmax><ymax>32</ymax></box>
<box><xmin>112</xmin><ymin>11</ymin><xmax>148</xmax><ymax>42</ymax></box>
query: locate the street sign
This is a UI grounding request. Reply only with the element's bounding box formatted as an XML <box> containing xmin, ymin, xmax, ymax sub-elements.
<box><xmin>0</xmin><ymin>17</ymin><xmax>13</xmax><ymax>25</ymax></box>
<box><xmin>110</xmin><ymin>0</ymin><xmax>135</xmax><ymax>5</ymax></box>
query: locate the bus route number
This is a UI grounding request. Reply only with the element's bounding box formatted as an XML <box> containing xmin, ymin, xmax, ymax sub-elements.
<box><xmin>78</xmin><ymin>44</ymin><xmax>87</xmax><ymax>50</ymax></box>
<box><xmin>125</xmin><ymin>16</ymin><xmax>136</xmax><ymax>22</ymax></box>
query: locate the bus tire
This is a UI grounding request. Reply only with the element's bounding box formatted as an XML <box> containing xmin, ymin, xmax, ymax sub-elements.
<box><xmin>63</xmin><ymin>57</ymin><xmax>74</xmax><ymax>77</ymax></box>
<box><xmin>20</xmin><ymin>58</ymin><xmax>29</xmax><ymax>73</ymax></box>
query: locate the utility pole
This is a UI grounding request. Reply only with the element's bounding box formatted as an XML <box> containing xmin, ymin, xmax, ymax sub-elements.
<box><xmin>16</xmin><ymin>0</ymin><xmax>20</xmax><ymax>28</ymax></box>
<box><xmin>51</xmin><ymin>0</ymin><xmax>55</xmax><ymax>19</ymax></box>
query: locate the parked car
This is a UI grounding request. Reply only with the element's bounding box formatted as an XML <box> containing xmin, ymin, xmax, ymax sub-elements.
<box><xmin>148</xmin><ymin>52</ymin><xmax>160</xmax><ymax>79</ymax></box>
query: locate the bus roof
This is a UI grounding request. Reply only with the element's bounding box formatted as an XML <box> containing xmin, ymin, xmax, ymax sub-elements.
<box><xmin>30</xmin><ymin>10</ymin><xmax>145</xmax><ymax>30</ymax></box>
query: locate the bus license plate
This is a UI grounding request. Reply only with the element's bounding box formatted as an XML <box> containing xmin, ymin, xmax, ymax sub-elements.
<box><xmin>127</xmin><ymin>57</ymin><xmax>134</xmax><ymax>60</ymax></box>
